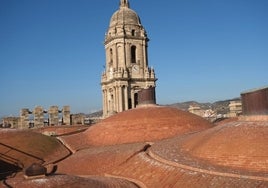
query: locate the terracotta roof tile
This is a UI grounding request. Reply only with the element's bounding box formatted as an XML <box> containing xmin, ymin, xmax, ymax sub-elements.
<box><xmin>152</xmin><ymin>120</ymin><xmax>268</xmax><ymax>176</ymax></box>
<box><xmin>61</xmin><ymin>106</ymin><xmax>213</xmax><ymax>150</ymax></box>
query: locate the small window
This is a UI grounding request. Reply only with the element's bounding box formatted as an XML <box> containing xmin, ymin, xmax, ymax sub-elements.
<box><xmin>110</xmin><ymin>49</ymin><xmax>113</xmax><ymax>64</ymax></box>
<box><xmin>131</xmin><ymin>46</ymin><xmax>136</xmax><ymax>63</ymax></box>
<box><xmin>132</xmin><ymin>30</ymin><xmax>135</xmax><ymax>36</ymax></box>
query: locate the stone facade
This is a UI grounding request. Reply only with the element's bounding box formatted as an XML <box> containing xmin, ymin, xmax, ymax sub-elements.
<box><xmin>188</xmin><ymin>105</ymin><xmax>203</xmax><ymax>117</ymax></box>
<box><xmin>62</xmin><ymin>106</ymin><xmax>71</xmax><ymax>125</ymax></box>
<box><xmin>228</xmin><ymin>100</ymin><xmax>242</xmax><ymax>117</ymax></box>
<box><xmin>49</xmin><ymin>106</ymin><xmax>59</xmax><ymax>126</ymax></box>
<box><xmin>1</xmin><ymin>106</ymin><xmax>73</xmax><ymax>129</ymax></box>
<box><xmin>34</xmin><ymin>106</ymin><xmax>44</xmax><ymax>128</ymax></box>
<box><xmin>188</xmin><ymin>105</ymin><xmax>216</xmax><ymax>122</ymax></box>
<box><xmin>20</xmin><ymin>108</ymin><xmax>30</xmax><ymax>129</ymax></box>
<box><xmin>71</xmin><ymin>114</ymin><xmax>86</xmax><ymax>125</ymax></box>
<box><xmin>101</xmin><ymin>0</ymin><xmax>157</xmax><ymax>117</ymax></box>
<box><xmin>2</xmin><ymin>117</ymin><xmax>20</xmax><ymax>128</ymax></box>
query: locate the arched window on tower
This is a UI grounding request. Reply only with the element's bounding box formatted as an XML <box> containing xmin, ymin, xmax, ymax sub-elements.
<box><xmin>131</xmin><ymin>46</ymin><xmax>136</xmax><ymax>64</ymax></box>
<box><xmin>134</xmin><ymin>93</ymin><xmax>138</xmax><ymax>108</ymax></box>
<box><xmin>109</xmin><ymin>94</ymin><xmax>114</xmax><ymax>113</ymax></box>
<box><xmin>131</xmin><ymin>30</ymin><xmax>135</xmax><ymax>36</ymax></box>
<box><xmin>110</xmin><ymin>48</ymin><xmax>113</xmax><ymax>65</ymax></box>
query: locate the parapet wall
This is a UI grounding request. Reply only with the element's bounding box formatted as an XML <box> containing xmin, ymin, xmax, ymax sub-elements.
<box><xmin>1</xmin><ymin>106</ymin><xmax>71</xmax><ymax>129</ymax></box>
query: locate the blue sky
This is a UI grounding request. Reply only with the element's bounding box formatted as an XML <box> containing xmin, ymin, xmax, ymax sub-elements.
<box><xmin>0</xmin><ymin>0</ymin><xmax>267</xmax><ymax>117</ymax></box>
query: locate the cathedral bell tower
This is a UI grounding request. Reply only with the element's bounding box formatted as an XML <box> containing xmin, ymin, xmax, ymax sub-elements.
<box><xmin>101</xmin><ymin>0</ymin><xmax>157</xmax><ymax>118</ymax></box>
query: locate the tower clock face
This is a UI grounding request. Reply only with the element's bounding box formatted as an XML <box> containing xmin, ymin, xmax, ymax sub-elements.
<box><xmin>132</xmin><ymin>65</ymin><xmax>139</xmax><ymax>73</ymax></box>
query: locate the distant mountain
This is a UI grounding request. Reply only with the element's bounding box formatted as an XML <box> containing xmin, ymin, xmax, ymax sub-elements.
<box><xmin>87</xmin><ymin>110</ymin><xmax>103</xmax><ymax>118</ymax></box>
<box><xmin>168</xmin><ymin>97</ymin><xmax>240</xmax><ymax>115</ymax></box>
<box><xmin>168</xmin><ymin>101</ymin><xmax>212</xmax><ymax>111</ymax></box>
<box><xmin>87</xmin><ymin>98</ymin><xmax>241</xmax><ymax>118</ymax></box>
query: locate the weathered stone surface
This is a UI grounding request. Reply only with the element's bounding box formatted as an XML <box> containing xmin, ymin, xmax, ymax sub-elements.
<box><xmin>34</xmin><ymin>106</ymin><xmax>44</xmax><ymax>128</ymax></box>
<box><xmin>101</xmin><ymin>0</ymin><xmax>157</xmax><ymax>118</ymax></box>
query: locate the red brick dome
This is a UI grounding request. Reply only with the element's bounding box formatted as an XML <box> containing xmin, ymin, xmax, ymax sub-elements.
<box><xmin>79</xmin><ymin>106</ymin><xmax>213</xmax><ymax>147</ymax></box>
<box><xmin>152</xmin><ymin>120</ymin><xmax>268</xmax><ymax>175</ymax></box>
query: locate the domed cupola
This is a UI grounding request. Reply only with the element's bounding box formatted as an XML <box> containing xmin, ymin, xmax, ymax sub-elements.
<box><xmin>109</xmin><ymin>0</ymin><xmax>141</xmax><ymax>27</ymax></box>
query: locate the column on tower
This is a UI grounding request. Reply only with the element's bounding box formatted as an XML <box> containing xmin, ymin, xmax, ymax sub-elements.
<box><xmin>105</xmin><ymin>89</ymin><xmax>108</xmax><ymax>115</ymax></box>
<box><xmin>112</xmin><ymin>88</ymin><xmax>115</xmax><ymax>113</ymax></box>
<box><xmin>137</xmin><ymin>43</ymin><xmax>143</xmax><ymax>65</ymax></box>
<box><xmin>142</xmin><ymin>42</ymin><xmax>148</xmax><ymax>68</ymax></box>
<box><xmin>118</xmin><ymin>86</ymin><xmax>123</xmax><ymax>112</ymax></box>
<box><xmin>108</xmin><ymin>89</ymin><xmax>112</xmax><ymax>114</ymax></box>
<box><xmin>126</xmin><ymin>43</ymin><xmax>131</xmax><ymax>66</ymax></box>
<box><xmin>118</xmin><ymin>86</ymin><xmax>121</xmax><ymax>112</ymax></box>
<box><xmin>118</xmin><ymin>44</ymin><xmax>124</xmax><ymax>67</ymax></box>
<box><xmin>114</xmin><ymin>86</ymin><xmax>118</xmax><ymax>112</ymax></box>
<box><xmin>131</xmin><ymin>90</ymin><xmax>135</xmax><ymax>109</ymax></box>
<box><xmin>102</xmin><ymin>89</ymin><xmax>107</xmax><ymax>117</ymax></box>
<box><xmin>124</xmin><ymin>85</ymin><xmax>128</xmax><ymax>111</ymax></box>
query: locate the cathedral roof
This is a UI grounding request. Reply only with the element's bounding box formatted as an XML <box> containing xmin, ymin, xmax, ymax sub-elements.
<box><xmin>109</xmin><ymin>0</ymin><xmax>141</xmax><ymax>27</ymax></box>
<box><xmin>60</xmin><ymin>105</ymin><xmax>213</xmax><ymax>150</ymax></box>
<box><xmin>151</xmin><ymin>120</ymin><xmax>268</xmax><ymax>176</ymax></box>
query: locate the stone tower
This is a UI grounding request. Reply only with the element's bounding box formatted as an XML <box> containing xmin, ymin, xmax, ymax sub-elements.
<box><xmin>101</xmin><ymin>0</ymin><xmax>157</xmax><ymax>117</ymax></box>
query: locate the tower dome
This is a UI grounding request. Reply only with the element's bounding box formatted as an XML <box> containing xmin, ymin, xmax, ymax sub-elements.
<box><xmin>109</xmin><ymin>0</ymin><xmax>141</xmax><ymax>27</ymax></box>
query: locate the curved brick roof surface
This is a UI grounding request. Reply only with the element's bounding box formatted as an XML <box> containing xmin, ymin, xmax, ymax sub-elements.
<box><xmin>4</xmin><ymin>119</ymin><xmax>268</xmax><ymax>187</ymax></box>
<box><xmin>152</xmin><ymin>120</ymin><xmax>268</xmax><ymax>176</ymax></box>
<box><xmin>57</xmin><ymin>120</ymin><xmax>268</xmax><ymax>187</ymax></box>
<box><xmin>57</xmin><ymin>143</ymin><xmax>147</xmax><ymax>176</ymax></box>
<box><xmin>0</xmin><ymin>129</ymin><xmax>69</xmax><ymax>169</ymax></box>
<box><xmin>6</xmin><ymin>174</ymin><xmax>139</xmax><ymax>188</ymax></box>
<box><xmin>61</xmin><ymin>106</ymin><xmax>213</xmax><ymax>150</ymax></box>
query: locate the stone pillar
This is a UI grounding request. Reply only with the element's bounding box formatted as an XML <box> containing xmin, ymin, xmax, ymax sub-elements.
<box><xmin>118</xmin><ymin>86</ymin><xmax>123</xmax><ymax>112</ymax></box>
<box><xmin>62</xmin><ymin>106</ymin><xmax>71</xmax><ymax>125</ymax></box>
<box><xmin>131</xmin><ymin>90</ymin><xmax>135</xmax><ymax>109</ymax></box>
<box><xmin>116</xmin><ymin>86</ymin><xmax>120</xmax><ymax>112</ymax></box>
<box><xmin>20</xmin><ymin>109</ymin><xmax>30</xmax><ymax>129</ymax></box>
<box><xmin>228</xmin><ymin>101</ymin><xmax>242</xmax><ymax>117</ymax></box>
<box><xmin>49</xmin><ymin>106</ymin><xmax>59</xmax><ymax>126</ymax></box>
<box><xmin>104</xmin><ymin>89</ymin><xmax>108</xmax><ymax>116</ymax></box>
<box><xmin>110</xmin><ymin>88</ymin><xmax>115</xmax><ymax>113</ymax></box>
<box><xmin>71</xmin><ymin>114</ymin><xmax>85</xmax><ymax>125</ymax></box>
<box><xmin>114</xmin><ymin>86</ymin><xmax>118</xmax><ymax>112</ymax></box>
<box><xmin>102</xmin><ymin>89</ymin><xmax>105</xmax><ymax>117</ymax></box>
<box><xmin>124</xmin><ymin>86</ymin><xmax>128</xmax><ymax>110</ymax></box>
<box><xmin>34</xmin><ymin>106</ymin><xmax>44</xmax><ymax>128</ymax></box>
